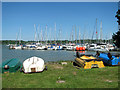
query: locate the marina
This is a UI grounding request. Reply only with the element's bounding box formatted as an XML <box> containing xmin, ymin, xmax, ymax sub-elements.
<box><xmin>2</xmin><ymin>45</ymin><xmax>120</xmax><ymax>63</ymax></box>
<box><xmin>2</xmin><ymin>45</ymin><xmax>93</xmax><ymax>62</ymax></box>
<box><xmin>2</xmin><ymin>45</ymin><xmax>77</xmax><ymax>62</ymax></box>
<box><xmin>1</xmin><ymin>1</ymin><xmax>120</xmax><ymax>88</ymax></box>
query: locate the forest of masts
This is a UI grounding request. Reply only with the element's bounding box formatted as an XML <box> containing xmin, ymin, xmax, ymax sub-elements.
<box><xmin>31</xmin><ymin>21</ymin><xmax>113</xmax><ymax>45</ymax></box>
<box><xmin>2</xmin><ymin>20</ymin><xmax>113</xmax><ymax>45</ymax></box>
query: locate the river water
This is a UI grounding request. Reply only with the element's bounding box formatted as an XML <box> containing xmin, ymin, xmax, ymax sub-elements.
<box><xmin>2</xmin><ymin>45</ymin><xmax>120</xmax><ymax>63</ymax></box>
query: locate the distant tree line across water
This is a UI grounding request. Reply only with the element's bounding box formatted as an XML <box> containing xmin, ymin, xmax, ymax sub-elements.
<box><xmin>1</xmin><ymin>39</ymin><xmax>113</xmax><ymax>45</ymax></box>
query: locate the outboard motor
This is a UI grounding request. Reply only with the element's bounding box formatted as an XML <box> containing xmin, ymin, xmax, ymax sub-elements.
<box><xmin>96</xmin><ymin>51</ymin><xmax>100</xmax><ymax>57</ymax></box>
<box><xmin>76</xmin><ymin>51</ymin><xmax>80</xmax><ymax>58</ymax></box>
<box><xmin>107</xmin><ymin>52</ymin><xmax>113</xmax><ymax>60</ymax></box>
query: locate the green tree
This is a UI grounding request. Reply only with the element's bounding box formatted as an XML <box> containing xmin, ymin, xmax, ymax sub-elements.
<box><xmin>113</xmin><ymin>9</ymin><xmax>120</xmax><ymax>48</ymax></box>
<box><xmin>115</xmin><ymin>10</ymin><xmax>120</xmax><ymax>25</ymax></box>
<box><xmin>112</xmin><ymin>30</ymin><xmax>120</xmax><ymax>48</ymax></box>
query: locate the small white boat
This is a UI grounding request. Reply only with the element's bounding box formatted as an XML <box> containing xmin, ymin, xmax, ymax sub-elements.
<box><xmin>43</xmin><ymin>45</ymin><xmax>48</xmax><ymax>50</ymax></box>
<box><xmin>26</xmin><ymin>44</ymin><xmax>37</xmax><ymax>50</ymax></box>
<box><xmin>107</xmin><ymin>44</ymin><xmax>115</xmax><ymax>51</ymax></box>
<box><xmin>52</xmin><ymin>46</ymin><xmax>57</xmax><ymax>50</ymax></box>
<box><xmin>88</xmin><ymin>43</ymin><xmax>109</xmax><ymax>52</ymax></box>
<box><xmin>66</xmin><ymin>45</ymin><xmax>74</xmax><ymax>51</ymax></box>
<box><xmin>93</xmin><ymin>47</ymin><xmax>109</xmax><ymax>52</ymax></box>
<box><xmin>36</xmin><ymin>46</ymin><xmax>43</xmax><ymax>50</ymax></box>
<box><xmin>62</xmin><ymin>45</ymin><xmax>67</xmax><ymax>50</ymax></box>
<box><xmin>87</xmin><ymin>44</ymin><xmax>97</xmax><ymax>51</ymax></box>
<box><xmin>9</xmin><ymin>45</ymin><xmax>14</xmax><ymax>49</ymax></box>
<box><xmin>22</xmin><ymin>46</ymin><xmax>28</xmax><ymax>50</ymax></box>
<box><xmin>47</xmin><ymin>47</ymin><xmax>54</xmax><ymax>50</ymax></box>
<box><xmin>57</xmin><ymin>45</ymin><xmax>63</xmax><ymax>50</ymax></box>
<box><xmin>14</xmin><ymin>45</ymin><xmax>22</xmax><ymax>49</ymax></box>
<box><xmin>22</xmin><ymin>56</ymin><xmax>46</xmax><ymax>73</ymax></box>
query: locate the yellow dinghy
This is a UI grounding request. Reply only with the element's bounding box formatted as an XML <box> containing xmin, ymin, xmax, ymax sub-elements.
<box><xmin>75</xmin><ymin>55</ymin><xmax>105</xmax><ymax>69</ymax></box>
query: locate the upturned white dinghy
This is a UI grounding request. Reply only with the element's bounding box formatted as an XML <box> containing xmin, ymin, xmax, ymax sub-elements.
<box><xmin>22</xmin><ymin>56</ymin><xmax>46</xmax><ymax>73</ymax></box>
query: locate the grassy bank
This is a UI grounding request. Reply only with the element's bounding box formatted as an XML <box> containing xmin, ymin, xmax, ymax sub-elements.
<box><xmin>2</xmin><ymin>61</ymin><xmax>119</xmax><ymax>88</ymax></box>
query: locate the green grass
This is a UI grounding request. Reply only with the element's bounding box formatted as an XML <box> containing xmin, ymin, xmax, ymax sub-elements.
<box><xmin>2</xmin><ymin>61</ymin><xmax>119</xmax><ymax>88</ymax></box>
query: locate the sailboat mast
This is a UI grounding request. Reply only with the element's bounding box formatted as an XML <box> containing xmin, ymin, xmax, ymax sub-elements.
<box><xmin>54</xmin><ymin>23</ymin><xmax>56</xmax><ymax>45</ymax></box>
<box><xmin>50</xmin><ymin>27</ymin><xmax>51</xmax><ymax>44</ymax></box>
<box><xmin>100</xmin><ymin>21</ymin><xmax>102</xmax><ymax>43</ymax></box>
<box><xmin>75</xmin><ymin>25</ymin><xmax>77</xmax><ymax>44</ymax></box>
<box><xmin>60</xmin><ymin>25</ymin><xmax>62</xmax><ymax>44</ymax></box>
<box><xmin>96</xmin><ymin>19</ymin><xmax>98</xmax><ymax>43</ymax></box>
<box><xmin>60</xmin><ymin>24</ymin><xmax>62</xmax><ymax>44</ymax></box>
<box><xmin>37</xmin><ymin>24</ymin><xmax>40</xmax><ymax>43</ymax></box>
<box><xmin>106</xmin><ymin>34</ymin><xmax>108</xmax><ymax>44</ymax></box>
<box><xmin>83</xmin><ymin>28</ymin><xmax>85</xmax><ymax>45</ymax></box>
<box><xmin>79</xmin><ymin>26</ymin><xmax>81</xmax><ymax>44</ymax></box>
<box><xmin>19</xmin><ymin>27</ymin><xmax>21</xmax><ymax>44</ymax></box>
<box><xmin>59</xmin><ymin>26</ymin><xmax>60</xmax><ymax>44</ymax></box>
<box><xmin>109</xmin><ymin>32</ymin><xmax>112</xmax><ymax>44</ymax></box>
<box><xmin>41</xmin><ymin>27</ymin><xmax>43</xmax><ymax>44</ymax></box>
<box><xmin>72</xmin><ymin>26</ymin><xmax>74</xmax><ymax>44</ymax></box>
<box><xmin>66</xmin><ymin>32</ymin><xmax>68</xmax><ymax>44</ymax></box>
<box><xmin>34</xmin><ymin>24</ymin><xmax>37</xmax><ymax>43</ymax></box>
<box><xmin>91</xmin><ymin>23</ymin><xmax>95</xmax><ymax>43</ymax></box>
<box><xmin>69</xmin><ymin>31</ymin><xmax>72</xmax><ymax>43</ymax></box>
<box><xmin>16</xmin><ymin>33</ymin><xmax>18</xmax><ymax>45</ymax></box>
<box><xmin>45</xmin><ymin>24</ymin><xmax>47</xmax><ymax>45</ymax></box>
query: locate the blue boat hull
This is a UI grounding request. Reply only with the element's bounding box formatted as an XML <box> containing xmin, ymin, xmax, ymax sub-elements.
<box><xmin>98</xmin><ymin>53</ymin><xmax>120</xmax><ymax>66</ymax></box>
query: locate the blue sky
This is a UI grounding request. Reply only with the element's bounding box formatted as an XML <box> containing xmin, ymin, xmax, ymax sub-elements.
<box><xmin>2</xmin><ymin>2</ymin><xmax>118</xmax><ymax>41</ymax></box>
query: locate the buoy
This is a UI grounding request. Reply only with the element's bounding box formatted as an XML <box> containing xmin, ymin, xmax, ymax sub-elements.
<box><xmin>82</xmin><ymin>47</ymin><xmax>85</xmax><ymax>51</ymax></box>
<box><xmin>76</xmin><ymin>47</ymin><xmax>79</xmax><ymax>51</ymax></box>
<box><xmin>79</xmin><ymin>51</ymin><xmax>82</xmax><ymax>53</ymax></box>
<box><xmin>79</xmin><ymin>47</ymin><xmax>83</xmax><ymax>51</ymax></box>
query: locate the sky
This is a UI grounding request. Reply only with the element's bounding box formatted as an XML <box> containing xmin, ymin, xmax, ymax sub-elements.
<box><xmin>2</xmin><ymin>2</ymin><xmax>118</xmax><ymax>41</ymax></box>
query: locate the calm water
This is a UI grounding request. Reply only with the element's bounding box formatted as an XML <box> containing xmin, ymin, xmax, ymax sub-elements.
<box><xmin>2</xmin><ymin>45</ymin><xmax>77</xmax><ymax>63</ymax></box>
<box><xmin>2</xmin><ymin>45</ymin><xmax>120</xmax><ymax>63</ymax></box>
